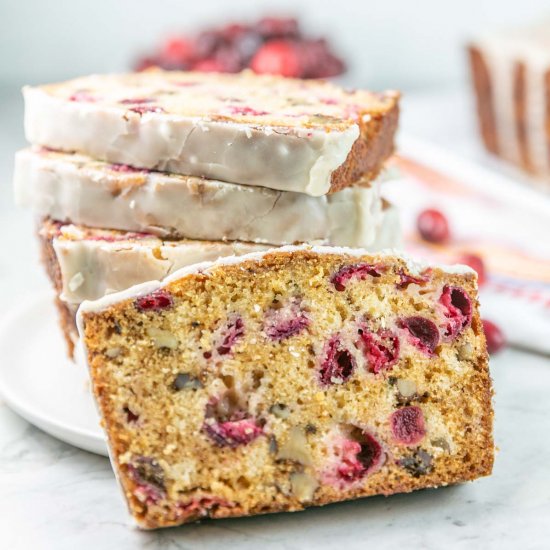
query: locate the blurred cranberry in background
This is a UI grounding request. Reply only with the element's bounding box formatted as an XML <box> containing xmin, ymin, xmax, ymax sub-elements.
<box><xmin>458</xmin><ymin>253</ymin><xmax>487</xmax><ymax>286</ymax></box>
<box><xmin>482</xmin><ymin>319</ymin><xmax>507</xmax><ymax>354</ymax></box>
<box><xmin>417</xmin><ymin>208</ymin><xmax>451</xmax><ymax>244</ymax></box>
<box><xmin>134</xmin><ymin>16</ymin><xmax>346</xmax><ymax>79</ymax></box>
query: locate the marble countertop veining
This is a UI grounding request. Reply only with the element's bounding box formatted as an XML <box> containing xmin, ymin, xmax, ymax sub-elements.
<box><xmin>0</xmin><ymin>86</ymin><xmax>549</xmax><ymax>549</ymax></box>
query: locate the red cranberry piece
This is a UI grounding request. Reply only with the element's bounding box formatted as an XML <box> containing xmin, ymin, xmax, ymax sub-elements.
<box><xmin>135</xmin><ymin>289</ymin><xmax>173</xmax><ymax>312</ymax></box>
<box><xmin>135</xmin><ymin>57</ymin><xmax>158</xmax><ymax>71</ymax></box>
<box><xmin>192</xmin><ymin>58</ymin><xmax>225</xmax><ymax>72</ymax></box>
<box><xmin>127</xmin><ymin>456</ymin><xmax>166</xmax><ymax>504</ymax></box>
<box><xmin>399</xmin><ymin>316</ymin><xmax>440</xmax><ymax>355</ymax></box>
<box><xmin>337</xmin><ymin>433</ymin><xmax>383</xmax><ymax>482</ymax></box>
<box><xmin>357</xmin><ymin>328</ymin><xmax>400</xmax><ymax>374</ymax></box>
<box><xmin>160</xmin><ymin>36</ymin><xmax>195</xmax><ymax>66</ymax></box>
<box><xmin>482</xmin><ymin>319</ymin><xmax>506</xmax><ymax>354</ymax></box>
<box><xmin>194</xmin><ymin>30</ymin><xmax>224</xmax><ymax>59</ymax></box>
<box><xmin>264</xmin><ymin>298</ymin><xmax>309</xmax><ymax>341</ymax></box>
<box><xmin>331</xmin><ymin>263</ymin><xmax>383</xmax><ymax>292</ymax></box>
<box><xmin>319</xmin><ymin>336</ymin><xmax>355</xmax><ymax>386</ymax></box>
<box><xmin>439</xmin><ymin>285</ymin><xmax>473</xmax><ymax>340</ymax></box>
<box><xmin>203</xmin><ymin>418</ymin><xmax>263</xmax><ymax>447</ymax></box>
<box><xmin>458</xmin><ymin>253</ymin><xmax>487</xmax><ymax>286</ymax></box>
<box><xmin>397</xmin><ymin>268</ymin><xmax>431</xmax><ymax>289</ymax></box>
<box><xmin>216</xmin><ymin>316</ymin><xmax>245</xmax><ymax>355</ymax></box>
<box><xmin>390</xmin><ymin>406</ymin><xmax>426</xmax><ymax>445</ymax></box>
<box><xmin>256</xmin><ymin>17</ymin><xmax>300</xmax><ymax>39</ymax></box>
<box><xmin>250</xmin><ymin>40</ymin><xmax>302</xmax><ymax>78</ymax></box>
<box><xmin>417</xmin><ymin>208</ymin><xmax>451</xmax><ymax>244</ymax></box>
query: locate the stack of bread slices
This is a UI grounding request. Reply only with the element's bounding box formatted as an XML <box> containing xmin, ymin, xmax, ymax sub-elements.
<box><xmin>15</xmin><ymin>70</ymin><xmax>401</xmax><ymax>356</ymax></box>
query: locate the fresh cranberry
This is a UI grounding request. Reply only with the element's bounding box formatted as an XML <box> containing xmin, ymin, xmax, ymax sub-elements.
<box><xmin>357</xmin><ymin>327</ymin><xmax>400</xmax><ymax>374</ymax></box>
<box><xmin>396</xmin><ymin>268</ymin><xmax>431</xmax><ymax>289</ymax></box>
<box><xmin>319</xmin><ymin>336</ymin><xmax>355</xmax><ymax>386</ymax></box>
<box><xmin>337</xmin><ymin>433</ymin><xmax>383</xmax><ymax>482</ymax></box>
<box><xmin>192</xmin><ymin>58</ymin><xmax>225</xmax><ymax>72</ymax></box>
<box><xmin>439</xmin><ymin>285</ymin><xmax>473</xmax><ymax>340</ymax></box>
<box><xmin>417</xmin><ymin>208</ymin><xmax>451</xmax><ymax>244</ymax></box>
<box><xmin>331</xmin><ymin>263</ymin><xmax>383</xmax><ymax>292</ymax></box>
<box><xmin>458</xmin><ymin>253</ymin><xmax>487</xmax><ymax>286</ymax></box>
<box><xmin>390</xmin><ymin>406</ymin><xmax>426</xmax><ymax>445</ymax></box>
<box><xmin>214</xmin><ymin>46</ymin><xmax>244</xmax><ymax>73</ymax></box>
<box><xmin>135</xmin><ymin>289</ymin><xmax>174</xmax><ymax>312</ymax></box>
<box><xmin>161</xmin><ymin>36</ymin><xmax>195</xmax><ymax>65</ymax></box>
<box><xmin>194</xmin><ymin>30</ymin><xmax>224</xmax><ymax>58</ymax></box>
<box><xmin>399</xmin><ymin>316</ymin><xmax>440</xmax><ymax>355</ymax></box>
<box><xmin>135</xmin><ymin>56</ymin><xmax>158</xmax><ymax>71</ymax></box>
<box><xmin>257</xmin><ymin>17</ymin><xmax>299</xmax><ymax>39</ymax></box>
<box><xmin>482</xmin><ymin>319</ymin><xmax>506</xmax><ymax>354</ymax></box>
<box><xmin>264</xmin><ymin>299</ymin><xmax>309</xmax><ymax>341</ymax></box>
<box><xmin>127</xmin><ymin>456</ymin><xmax>166</xmax><ymax>504</ymax></box>
<box><xmin>216</xmin><ymin>316</ymin><xmax>245</xmax><ymax>355</ymax></box>
<box><xmin>203</xmin><ymin>418</ymin><xmax>263</xmax><ymax>447</ymax></box>
<box><xmin>250</xmin><ymin>40</ymin><xmax>302</xmax><ymax>78</ymax></box>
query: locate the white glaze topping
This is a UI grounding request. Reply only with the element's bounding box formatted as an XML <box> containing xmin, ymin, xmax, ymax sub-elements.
<box><xmin>23</xmin><ymin>71</ymin><xmax>398</xmax><ymax>196</ymax></box>
<box><xmin>15</xmin><ymin>147</ymin><xmax>384</xmax><ymax>246</ymax></box>
<box><xmin>47</xmin><ymin>202</ymin><xmax>400</xmax><ymax>305</ymax></box>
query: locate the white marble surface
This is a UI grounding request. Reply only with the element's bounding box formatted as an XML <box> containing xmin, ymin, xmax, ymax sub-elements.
<box><xmin>1</xmin><ymin>86</ymin><xmax>549</xmax><ymax>549</ymax></box>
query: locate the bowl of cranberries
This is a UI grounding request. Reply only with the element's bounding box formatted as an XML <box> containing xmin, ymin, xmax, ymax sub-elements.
<box><xmin>135</xmin><ymin>16</ymin><xmax>346</xmax><ymax>79</ymax></box>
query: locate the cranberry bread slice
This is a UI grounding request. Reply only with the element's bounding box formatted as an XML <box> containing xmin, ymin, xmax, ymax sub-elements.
<box><xmin>23</xmin><ymin>70</ymin><xmax>399</xmax><ymax>195</ymax></box>
<box><xmin>16</xmin><ymin>147</ymin><xmax>387</xmax><ymax>246</ymax></box>
<box><xmin>39</xmin><ymin>220</ymin><xmax>269</xmax><ymax>356</ymax></box>
<box><xmin>39</xmin><ymin>205</ymin><xmax>401</xmax><ymax>356</ymax></box>
<box><xmin>78</xmin><ymin>245</ymin><xmax>493</xmax><ymax>529</ymax></box>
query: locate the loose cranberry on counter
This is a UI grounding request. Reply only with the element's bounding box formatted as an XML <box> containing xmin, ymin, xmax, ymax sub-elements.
<box><xmin>482</xmin><ymin>319</ymin><xmax>507</xmax><ymax>354</ymax></box>
<box><xmin>458</xmin><ymin>253</ymin><xmax>487</xmax><ymax>286</ymax></box>
<box><xmin>250</xmin><ymin>40</ymin><xmax>302</xmax><ymax>78</ymax></box>
<box><xmin>417</xmin><ymin>208</ymin><xmax>451</xmax><ymax>244</ymax></box>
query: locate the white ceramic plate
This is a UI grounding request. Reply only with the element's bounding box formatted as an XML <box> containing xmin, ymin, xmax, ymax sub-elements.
<box><xmin>0</xmin><ymin>292</ymin><xmax>107</xmax><ymax>456</ymax></box>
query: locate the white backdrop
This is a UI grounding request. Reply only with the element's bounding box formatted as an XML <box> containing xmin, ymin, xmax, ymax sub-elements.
<box><xmin>0</xmin><ymin>0</ymin><xmax>549</xmax><ymax>89</ymax></box>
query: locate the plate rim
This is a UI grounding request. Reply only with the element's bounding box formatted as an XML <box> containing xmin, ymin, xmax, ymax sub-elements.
<box><xmin>0</xmin><ymin>291</ymin><xmax>106</xmax><ymax>454</ymax></box>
